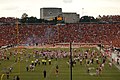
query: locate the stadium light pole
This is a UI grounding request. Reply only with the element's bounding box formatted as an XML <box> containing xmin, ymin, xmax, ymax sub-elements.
<box><xmin>82</xmin><ymin>8</ymin><xmax>84</xmax><ymax>16</ymax></box>
<box><xmin>70</xmin><ymin>42</ymin><xmax>72</xmax><ymax>80</ymax></box>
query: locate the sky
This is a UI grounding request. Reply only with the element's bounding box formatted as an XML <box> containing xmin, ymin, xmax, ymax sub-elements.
<box><xmin>0</xmin><ymin>0</ymin><xmax>120</xmax><ymax>18</ymax></box>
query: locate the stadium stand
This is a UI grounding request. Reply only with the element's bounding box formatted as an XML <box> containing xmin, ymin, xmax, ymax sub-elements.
<box><xmin>0</xmin><ymin>17</ymin><xmax>16</xmax><ymax>24</ymax></box>
<box><xmin>99</xmin><ymin>15</ymin><xmax>120</xmax><ymax>23</ymax></box>
<box><xmin>0</xmin><ymin>23</ymin><xmax>120</xmax><ymax>47</ymax></box>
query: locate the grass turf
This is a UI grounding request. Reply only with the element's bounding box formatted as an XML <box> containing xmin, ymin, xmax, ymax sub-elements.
<box><xmin>0</xmin><ymin>47</ymin><xmax>120</xmax><ymax>80</ymax></box>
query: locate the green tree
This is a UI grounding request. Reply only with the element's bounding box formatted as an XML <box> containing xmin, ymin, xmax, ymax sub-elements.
<box><xmin>21</xmin><ymin>13</ymin><xmax>28</xmax><ymax>23</ymax></box>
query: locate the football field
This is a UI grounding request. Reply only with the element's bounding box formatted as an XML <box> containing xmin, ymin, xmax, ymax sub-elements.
<box><xmin>0</xmin><ymin>47</ymin><xmax>120</xmax><ymax>80</ymax></box>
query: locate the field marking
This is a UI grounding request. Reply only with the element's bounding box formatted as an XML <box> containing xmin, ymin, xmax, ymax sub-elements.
<box><xmin>1</xmin><ymin>62</ymin><xmax>16</xmax><ymax>72</ymax></box>
<box><xmin>46</xmin><ymin>61</ymin><xmax>57</xmax><ymax>79</ymax></box>
<box><xmin>1</xmin><ymin>74</ymin><xmax>4</xmax><ymax>80</ymax></box>
<box><xmin>96</xmin><ymin>47</ymin><xmax>120</xmax><ymax>71</ymax></box>
<box><xmin>0</xmin><ymin>61</ymin><xmax>21</xmax><ymax>75</ymax></box>
<box><xmin>46</xmin><ymin>60</ymin><xmax>63</xmax><ymax>80</ymax></box>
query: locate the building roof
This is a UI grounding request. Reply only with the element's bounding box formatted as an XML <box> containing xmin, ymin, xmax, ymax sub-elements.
<box><xmin>40</xmin><ymin>7</ymin><xmax>62</xmax><ymax>9</ymax></box>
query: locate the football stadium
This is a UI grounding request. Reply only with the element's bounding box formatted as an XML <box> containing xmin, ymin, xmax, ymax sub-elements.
<box><xmin>0</xmin><ymin>0</ymin><xmax>120</xmax><ymax>80</ymax></box>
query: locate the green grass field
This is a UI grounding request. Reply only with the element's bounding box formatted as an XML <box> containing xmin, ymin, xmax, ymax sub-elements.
<box><xmin>0</xmin><ymin>47</ymin><xmax>120</xmax><ymax>80</ymax></box>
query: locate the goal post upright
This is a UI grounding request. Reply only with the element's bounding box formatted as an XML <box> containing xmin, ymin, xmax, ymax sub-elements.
<box><xmin>70</xmin><ymin>42</ymin><xmax>72</xmax><ymax>80</ymax></box>
<box><xmin>16</xmin><ymin>19</ymin><xmax>21</xmax><ymax>75</ymax></box>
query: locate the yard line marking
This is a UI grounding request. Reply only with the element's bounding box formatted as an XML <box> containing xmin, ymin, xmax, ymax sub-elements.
<box><xmin>96</xmin><ymin>47</ymin><xmax>120</xmax><ymax>71</ymax></box>
<box><xmin>46</xmin><ymin>61</ymin><xmax>57</xmax><ymax>78</ymax></box>
<box><xmin>1</xmin><ymin>74</ymin><xmax>4</xmax><ymax>80</ymax></box>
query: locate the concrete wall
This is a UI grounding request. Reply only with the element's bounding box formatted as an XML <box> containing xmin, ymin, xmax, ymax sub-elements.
<box><xmin>40</xmin><ymin>8</ymin><xmax>62</xmax><ymax>20</ymax></box>
<box><xmin>62</xmin><ymin>13</ymin><xmax>79</xmax><ymax>23</ymax></box>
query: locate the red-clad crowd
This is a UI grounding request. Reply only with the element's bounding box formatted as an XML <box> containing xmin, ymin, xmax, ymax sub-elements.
<box><xmin>58</xmin><ymin>23</ymin><xmax>120</xmax><ymax>47</ymax></box>
<box><xmin>0</xmin><ymin>23</ymin><xmax>120</xmax><ymax>47</ymax></box>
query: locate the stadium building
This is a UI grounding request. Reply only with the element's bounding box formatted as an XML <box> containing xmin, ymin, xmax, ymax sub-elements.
<box><xmin>40</xmin><ymin>7</ymin><xmax>62</xmax><ymax>21</ymax></box>
<box><xmin>62</xmin><ymin>12</ymin><xmax>80</xmax><ymax>23</ymax></box>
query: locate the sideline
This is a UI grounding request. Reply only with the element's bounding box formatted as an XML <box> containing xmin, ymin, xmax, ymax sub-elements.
<box><xmin>96</xmin><ymin>47</ymin><xmax>120</xmax><ymax>71</ymax></box>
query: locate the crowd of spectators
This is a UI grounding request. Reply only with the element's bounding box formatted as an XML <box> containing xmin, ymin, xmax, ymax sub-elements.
<box><xmin>0</xmin><ymin>24</ymin><xmax>17</xmax><ymax>46</ymax></box>
<box><xmin>0</xmin><ymin>23</ymin><xmax>120</xmax><ymax>47</ymax></box>
<box><xmin>0</xmin><ymin>17</ymin><xmax>17</xmax><ymax>24</ymax></box>
<box><xmin>100</xmin><ymin>15</ymin><xmax>120</xmax><ymax>23</ymax></box>
<box><xmin>58</xmin><ymin>23</ymin><xmax>120</xmax><ymax>47</ymax></box>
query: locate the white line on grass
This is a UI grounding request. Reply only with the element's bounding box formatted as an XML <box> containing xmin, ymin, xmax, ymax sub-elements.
<box><xmin>1</xmin><ymin>62</ymin><xmax>17</xmax><ymax>73</ymax></box>
<box><xmin>45</xmin><ymin>61</ymin><xmax>57</xmax><ymax>80</ymax></box>
<box><xmin>96</xmin><ymin>47</ymin><xmax>120</xmax><ymax>71</ymax></box>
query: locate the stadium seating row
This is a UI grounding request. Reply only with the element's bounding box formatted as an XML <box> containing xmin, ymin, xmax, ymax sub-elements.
<box><xmin>0</xmin><ymin>23</ymin><xmax>120</xmax><ymax>47</ymax></box>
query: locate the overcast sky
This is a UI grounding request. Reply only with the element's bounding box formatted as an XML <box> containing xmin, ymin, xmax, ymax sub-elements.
<box><xmin>0</xmin><ymin>0</ymin><xmax>120</xmax><ymax>18</ymax></box>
